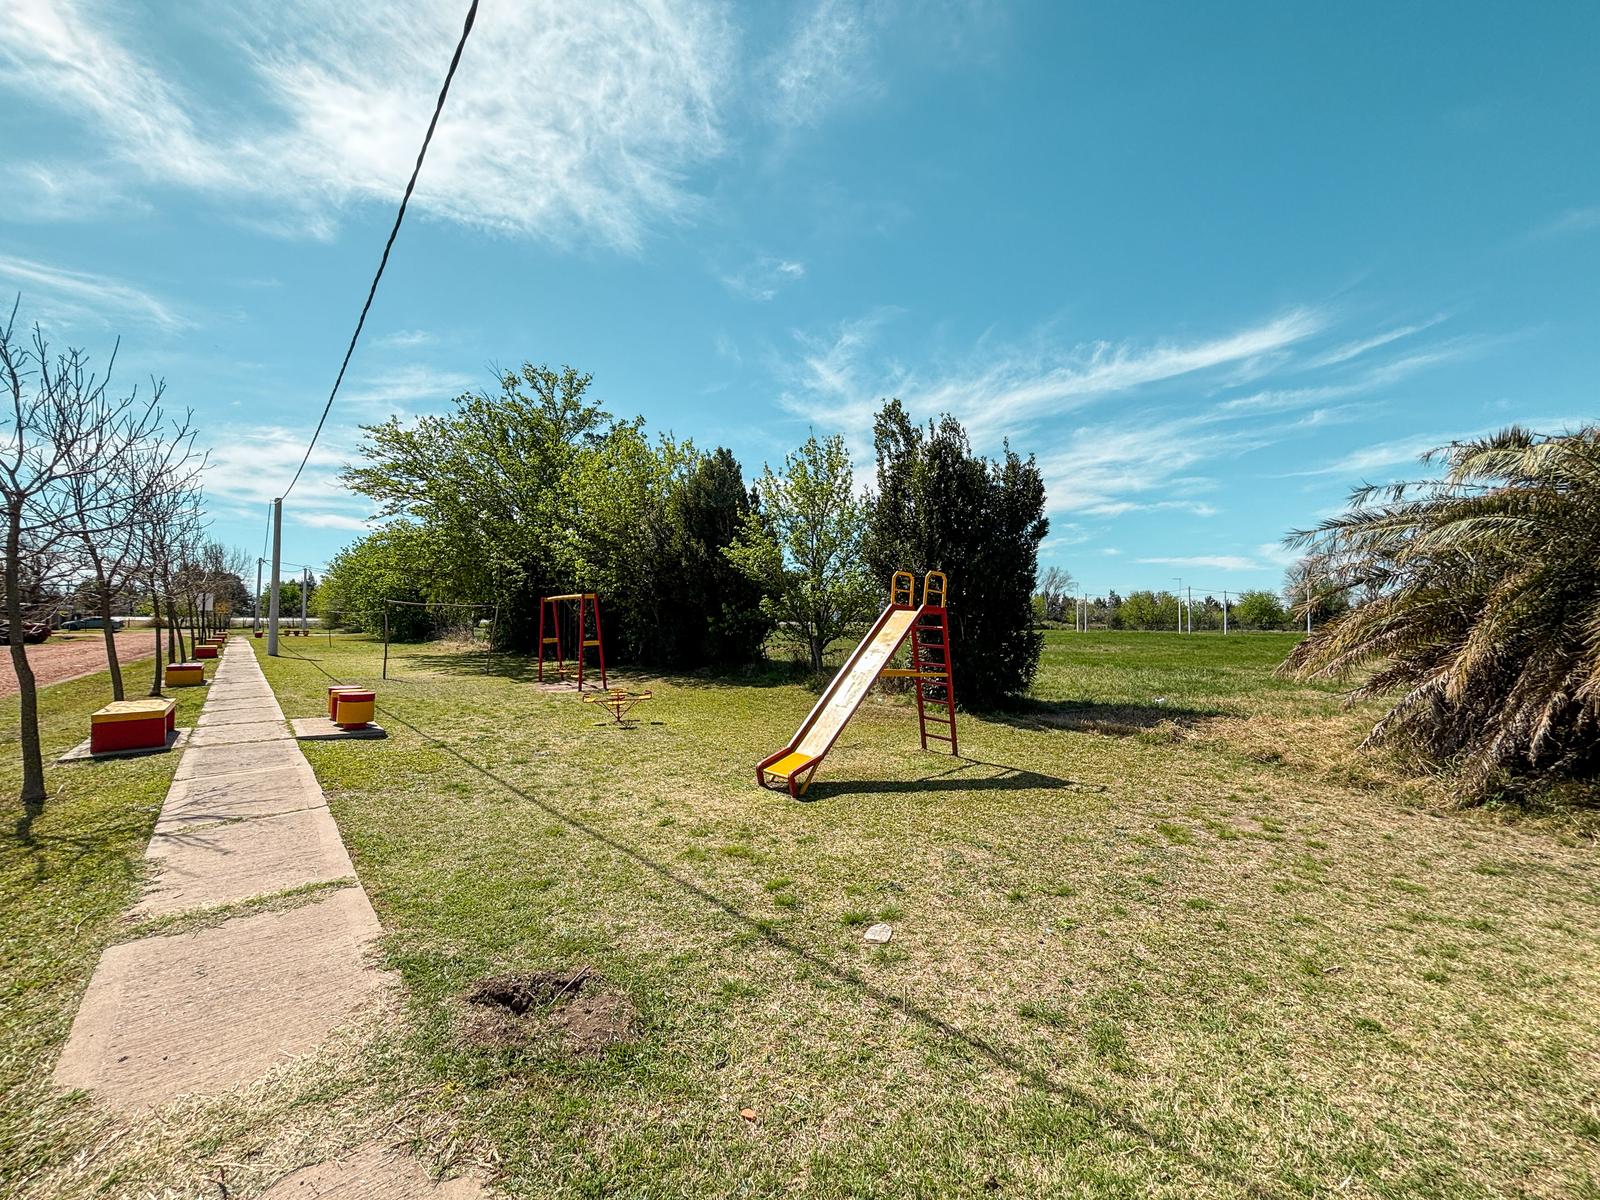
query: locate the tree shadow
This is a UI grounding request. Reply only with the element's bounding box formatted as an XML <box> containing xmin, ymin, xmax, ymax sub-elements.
<box><xmin>276</xmin><ymin>650</ymin><xmax>1287</xmax><ymax>1199</ymax></box>
<box><xmin>984</xmin><ymin>697</ymin><xmax>1222</xmax><ymax>737</ymax></box>
<box><xmin>801</xmin><ymin>755</ymin><xmax>1103</xmax><ymax>801</ymax></box>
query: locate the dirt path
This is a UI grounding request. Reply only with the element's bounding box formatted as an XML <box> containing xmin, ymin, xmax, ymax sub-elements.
<box><xmin>0</xmin><ymin>630</ymin><xmax>159</xmax><ymax>697</ymax></box>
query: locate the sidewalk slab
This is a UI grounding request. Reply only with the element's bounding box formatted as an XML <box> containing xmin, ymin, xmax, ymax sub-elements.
<box><xmin>187</xmin><ymin>721</ymin><xmax>292</xmax><ymax>747</ymax></box>
<box><xmin>176</xmin><ymin>740</ymin><xmax>306</xmax><ymax>780</ymax></box>
<box><xmin>263</xmin><ymin>1142</ymin><xmax>482</xmax><ymax>1199</ymax></box>
<box><xmin>137</xmin><ymin>805</ymin><xmax>356</xmax><ymax>916</ymax></box>
<box><xmin>156</xmin><ymin>764</ymin><xmax>324</xmax><ymax>829</ymax></box>
<box><xmin>199</xmin><ymin>704</ymin><xmax>288</xmax><ymax>728</ymax></box>
<box><xmin>53</xmin><ymin>889</ymin><xmax>383</xmax><ymax>1112</ymax></box>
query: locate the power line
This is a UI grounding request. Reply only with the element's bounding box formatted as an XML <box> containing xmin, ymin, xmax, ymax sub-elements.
<box><xmin>281</xmin><ymin>0</ymin><xmax>480</xmax><ymax>500</ymax></box>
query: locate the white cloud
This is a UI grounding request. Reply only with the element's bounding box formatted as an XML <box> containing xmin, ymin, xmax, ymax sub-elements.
<box><xmin>375</xmin><ymin>329</ymin><xmax>436</xmax><ymax>349</ymax></box>
<box><xmin>0</xmin><ymin>254</ymin><xmax>189</xmax><ymax>332</ymax></box>
<box><xmin>765</xmin><ymin>0</ymin><xmax>885</xmax><ymax>127</ymax></box>
<box><xmin>341</xmin><ymin>363</ymin><xmax>477</xmax><ymax>418</ymax></box>
<box><xmin>1101</xmin><ymin>548</ymin><xmax>1122</xmax><ymax>556</ymax></box>
<box><xmin>0</xmin><ymin>0</ymin><xmax>733</xmax><ymax>249</ymax></box>
<box><xmin>774</xmin><ymin>307</ymin><xmax>1326</xmax><ymax>458</ymax></box>
<box><xmin>721</xmin><ymin>256</ymin><xmax>806</xmax><ymax>301</ymax></box>
<box><xmin>0</xmin><ymin>162</ymin><xmax>153</xmax><ymax>222</ymax></box>
<box><xmin>1302</xmin><ymin>317</ymin><xmax>1443</xmax><ymax>369</ymax></box>
<box><xmin>1136</xmin><ymin>555</ymin><xmax>1269</xmax><ymax>572</ymax></box>
<box><xmin>1529</xmin><ymin>206</ymin><xmax>1600</xmax><ymax>240</ymax></box>
<box><xmin>296</xmin><ymin>511</ymin><xmax>373</xmax><ymax>531</ymax></box>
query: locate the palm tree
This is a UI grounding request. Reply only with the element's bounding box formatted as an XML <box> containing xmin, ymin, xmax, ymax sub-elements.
<box><xmin>1281</xmin><ymin>425</ymin><xmax>1600</xmax><ymax>799</ymax></box>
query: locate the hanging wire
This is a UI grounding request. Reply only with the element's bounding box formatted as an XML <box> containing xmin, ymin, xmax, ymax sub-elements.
<box><xmin>281</xmin><ymin>0</ymin><xmax>480</xmax><ymax>500</ymax></box>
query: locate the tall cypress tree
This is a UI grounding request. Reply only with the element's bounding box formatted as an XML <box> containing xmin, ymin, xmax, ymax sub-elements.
<box><xmin>867</xmin><ymin>400</ymin><xmax>1048</xmax><ymax>706</ymax></box>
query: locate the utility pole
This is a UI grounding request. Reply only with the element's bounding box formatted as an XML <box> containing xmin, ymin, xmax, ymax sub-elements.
<box><xmin>254</xmin><ymin>557</ymin><xmax>263</xmax><ymax>635</ymax></box>
<box><xmin>268</xmin><ymin>498</ymin><xmax>282</xmax><ymax>656</ymax></box>
<box><xmin>1187</xmin><ymin>586</ymin><xmax>1193</xmax><ymax>634</ymax></box>
<box><xmin>1172</xmin><ymin>578</ymin><xmax>1183</xmax><ymax>633</ymax></box>
<box><xmin>1222</xmin><ymin>590</ymin><xmax>1229</xmax><ymax>635</ymax></box>
<box><xmin>301</xmin><ymin>566</ymin><xmax>309</xmax><ymax>632</ymax></box>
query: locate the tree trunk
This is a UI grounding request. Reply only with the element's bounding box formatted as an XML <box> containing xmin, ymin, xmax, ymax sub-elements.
<box><xmin>98</xmin><ymin>580</ymin><xmax>123</xmax><ymax>701</ymax></box>
<box><xmin>149</xmin><ymin>581</ymin><xmax>164</xmax><ymax>697</ymax></box>
<box><xmin>8</xmin><ymin>503</ymin><xmax>46</xmax><ymax>829</ymax></box>
<box><xmin>168</xmin><ymin>596</ymin><xmax>185</xmax><ymax>662</ymax></box>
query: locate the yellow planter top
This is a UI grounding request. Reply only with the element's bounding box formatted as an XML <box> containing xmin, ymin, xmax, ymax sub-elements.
<box><xmin>92</xmin><ymin>698</ymin><xmax>176</xmax><ymax>723</ymax></box>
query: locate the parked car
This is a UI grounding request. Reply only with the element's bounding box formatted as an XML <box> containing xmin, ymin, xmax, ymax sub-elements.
<box><xmin>0</xmin><ymin>622</ymin><xmax>52</xmax><ymax>643</ymax></box>
<box><xmin>59</xmin><ymin>617</ymin><xmax>123</xmax><ymax>631</ymax></box>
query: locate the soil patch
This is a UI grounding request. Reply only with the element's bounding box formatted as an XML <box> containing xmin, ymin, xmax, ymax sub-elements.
<box><xmin>463</xmin><ymin>968</ymin><xmax>636</xmax><ymax>1057</ymax></box>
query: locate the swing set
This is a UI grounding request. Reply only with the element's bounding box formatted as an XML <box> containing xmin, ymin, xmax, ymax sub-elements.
<box><xmin>537</xmin><ymin>592</ymin><xmax>607</xmax><ymax>688</ymax></box>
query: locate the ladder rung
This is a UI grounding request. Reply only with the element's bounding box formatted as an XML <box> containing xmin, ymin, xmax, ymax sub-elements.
<box><xmin>923</xmin><ymin>732</ymin><xmax>955</xmax><ymax>743</ymax></box>
<box><xmin>542</xmin><ymin>638</ymin><xmax>559</xmax><ymax>644</ymax></box>
<box><xmin>582</xmin><ymin>640</ymin><xmax>601</xmax><ymax>647</ymax></box>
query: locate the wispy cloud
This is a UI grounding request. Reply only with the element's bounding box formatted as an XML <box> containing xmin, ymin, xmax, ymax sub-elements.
<box><xmin>375</xmin><ymin>329</ymin><xmax>436</xmax><ymax>349</ymax></box>
<box><xmin>764</xmin><ymin>0</ymin><xmax>885</xmax><ymax>127</ymax></box>
<box><xmin>296</xmin><ymin>511</ymin><xmax>373</xmax><ymax>532</ymax></box>
<box><xmin>1136</xmin><ymin>554</ymin><xmax>1269</xmax><ymax>572</ymax></box>
<box><xmin>0</xmin><ymin>0</ymin><xmax>733</xmax><ymax>249</ymax></box>
<box><xmin>775</xmin><ymin>307</ymin><xmax>1326</xmax><ymax>452</ymax></box>
<box><xmin>721</xmin><ymin>256</ymin><xmax>806</xmax><ymax>301</ymax></box>
<box><xmin>1303</xmin><ymin>316</ymin><xmax>1444</xmax><ymax>369</ymax></box>
<box><xmin>1528</xmin><ymin>206</ymin><xmax>1600</xmax><ymax>240</ymax></box>
<box><xmin>0</xmin><ymin>254</ymin><xmax>190</xmax><ymax>332</ymax></box>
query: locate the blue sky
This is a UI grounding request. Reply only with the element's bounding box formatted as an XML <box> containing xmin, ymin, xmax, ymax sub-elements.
<box><xmin>1</xmin><ymin>1</ymin><xmax>1595</xmax><ymax>596</ymax></box>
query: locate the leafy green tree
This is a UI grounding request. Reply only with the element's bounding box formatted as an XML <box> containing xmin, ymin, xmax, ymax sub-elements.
<box><xmin>726</xmin><ymin>433</ymin><xmax>875</xmax><ymax>672</ymax></box>
<box><xmin>1116</xmin><ymin>590</ymin><xmax>1180</xmax><ymax>630</ymax></box>
<box><xmin>865</xmin><ymin>401</ymin><xmax>1049</xmax><ymax>705</ymax></box>
<box><xmin>1283</xmin><ymin>426</ymin><xmax>1600</xmax><ymax>797</ymax></box>
<box><xmin>657</xmin><ymin>448</ymin><xmax>772</xmax><ymax>665</ymax></box>
<box><xmin>343</xmin><ymin>363</ymin><xmax>611</xmax><ymax>650</ymax></box>
<box><xmin>1233</xmin><ymin>589</ymin><xmax>1287</xmax><ymax>630</ymax></box>
<box><xmin>316</xmin><ymin>522</ymin><xmax>440</xmax><ymax>640</ymax></box>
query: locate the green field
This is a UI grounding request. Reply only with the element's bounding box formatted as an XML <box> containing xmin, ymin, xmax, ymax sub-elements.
<box><xmin>4</xmin><ymin>631</ymin><xmax>1598</xmax><ymax>1197</ymax></box>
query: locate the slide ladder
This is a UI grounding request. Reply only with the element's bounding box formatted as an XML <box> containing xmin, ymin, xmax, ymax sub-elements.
<box><xmin>757</xmin><ymin>570</ymin><xmax>957</xmax><ymax>797</ymax></box>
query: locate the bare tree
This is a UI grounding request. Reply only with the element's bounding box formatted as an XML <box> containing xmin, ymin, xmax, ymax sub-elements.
<box><xmin>0</xmin><ymin>301</ymin><xmax>151</xmax><ymax>826</ymax></box>
<box><xmin>1036</xmin><ymin>565</ymin><xmax>1077</xmax><ymax>622</ymax></box>
<box><xmin>64</xmin><ymin>379</ymin><xmax>203</xmax><ymax>699</ymax></box>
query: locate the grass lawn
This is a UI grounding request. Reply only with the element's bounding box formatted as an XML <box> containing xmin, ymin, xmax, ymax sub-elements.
<box><xmin>5</xmin><ymin>630</ymin><xmax>1599</xmax><ymax>1197</ymax></box>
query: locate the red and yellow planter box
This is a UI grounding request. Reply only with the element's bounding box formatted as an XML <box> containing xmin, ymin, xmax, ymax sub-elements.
<box><xmin>194</xmin><ymin>643</ymin><xmax>219</xmax><ymax>659</ymax></box>
<box><xmin>333</xmin><ymin>690</ymin><xmax>375</xmax><ymax>729</ymax></box>
<box><xmin>166</xmin><ymin>662</ymin><xmax>205</xmax><ymax>687</ymax></box>
<box><xmin>90</xmin><ymin>698</ymin><xmax>176</xmax><ymax>754</ymax></box>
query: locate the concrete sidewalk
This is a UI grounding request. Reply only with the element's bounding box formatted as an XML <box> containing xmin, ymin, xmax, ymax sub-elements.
<box><xmin>55</xmin><ymin>638</ymin><xmax>387</xmax><ymax>1109</ymax></box>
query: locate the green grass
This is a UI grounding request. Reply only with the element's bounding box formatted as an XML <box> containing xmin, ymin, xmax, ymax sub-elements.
<box><xmin>5</xmin><ymin>630</ymin><xmax>1600</xmax><ymax>1198</ymax></box>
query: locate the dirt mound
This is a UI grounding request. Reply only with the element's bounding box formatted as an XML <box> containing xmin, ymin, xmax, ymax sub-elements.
<box><xmin>463</xmin><ymin>968</ymin><xmax>636</xmax><ymax>1057</ymax></box>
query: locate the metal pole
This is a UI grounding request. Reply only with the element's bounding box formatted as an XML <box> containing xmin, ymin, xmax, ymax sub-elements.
<box><xmin>1222</xmin><ymin>590</ymin><xmax>1229</xmax><ymax>635</ymax></box>
<box><xmin>301</xmin><ymin>567</ymin><xmax>308</xmax><ymax>632</ymax></box>
<box><xmin>1187</xmin><ymin>586</ymin><xmax>1193</xmax><ymax>634</ymax></box>
<box><xmin>267</xmin><ymin>498</ymin><xmax>282</xmax><ymax>656</ymax></box>
<box><xmin>1173</xmin><ymin>578</ymin><xmax>1183</xmax><ymax>632</ymax></box>
<box><xmin>382</xmin><ymin>603</ymin><xmax>390</xmax><ymax>680</ymax></box>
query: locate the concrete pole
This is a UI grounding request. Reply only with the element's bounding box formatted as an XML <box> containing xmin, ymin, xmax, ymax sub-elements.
<box><xmin>254</xmin><ymin>557</ymin><xmax>262</xmax><ymax>635</ymax></box>
<box><xmin>1222</xmin><ymin>590</ymin><xmax>1229</xmax><ymax>635</ymax></box>
<box><xmin>301</xmin><ymin>567</ymin><xmax>308</xmax><ymax>631</ymax></box>
<box><xmin>268</xmin><ymin>498</ymin><xmax>282</xmax><ymax>656</ymax></box>
<box><xmin>1187</xmin><ymin>586</ymin><xmax>1193</xmax><ymax>634</ymax></box>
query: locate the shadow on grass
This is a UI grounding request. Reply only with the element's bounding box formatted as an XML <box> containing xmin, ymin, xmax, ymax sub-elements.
<box><xmin>802</xmin><ymin>755</ymin><xmax>1101</xmax><ymax>802</ymax></box>
<box><xmin>415</xmin><ymin>645</ymin><xmax>826</xmax><ymax>693</ymax></box>
<box><xmin>272</xmin><ymin>643</ymin><xmax>1288</xmax><ymax>1200</ymax></box>
<box><xmin>985</xmin><ymin>697</ymin><xmax>1222</xmax><ymax>737</ymax></box>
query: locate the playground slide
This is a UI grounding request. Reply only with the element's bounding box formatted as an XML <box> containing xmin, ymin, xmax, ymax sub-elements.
<box><xmin>756</xmin><ymin>603</ymin><xmax>922</xmax><ymax>796</ymax></box>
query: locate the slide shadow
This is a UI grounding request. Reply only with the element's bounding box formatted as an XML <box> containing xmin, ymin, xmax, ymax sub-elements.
<box><xmin>801</xmin><ymin>755</ymin><xmax>1101</xmax><ymax>802</ymax></box>
<box><xmin>986</xmin><ymin>697</ymin><xmax>1220</xmax><ymax>737</ymax></box>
